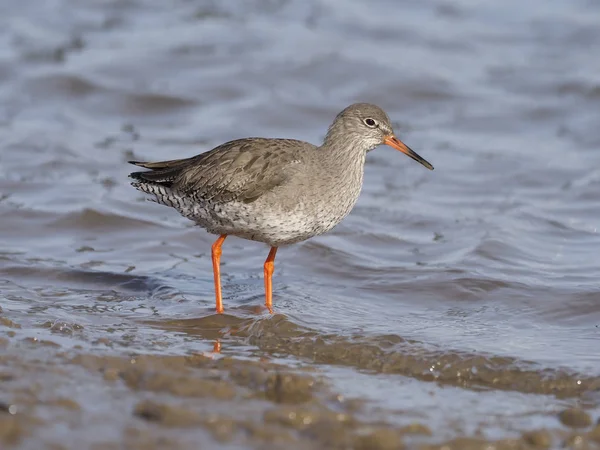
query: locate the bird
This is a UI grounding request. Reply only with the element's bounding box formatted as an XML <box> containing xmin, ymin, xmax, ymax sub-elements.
<box><xmin>128</xmin><ymin>103</ymin><xmax>433</xmax><ymax>314</ymax></box>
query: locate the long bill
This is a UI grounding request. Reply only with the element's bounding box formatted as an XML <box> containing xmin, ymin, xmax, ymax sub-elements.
<box><xmin>383</xmin><ymin>135</ymin><xmax>434</xmax><ymax>170</ymax></box>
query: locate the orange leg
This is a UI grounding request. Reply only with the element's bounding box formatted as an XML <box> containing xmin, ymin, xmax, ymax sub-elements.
<box><xmin>211</xmin><ymin>234</ymin><xmax>227</xmax><ymax>314</ymax></box>
<box><xmin>263</xmin><ymin>247</ymin><xmax>278</xmax><ymax>313</ymax></box>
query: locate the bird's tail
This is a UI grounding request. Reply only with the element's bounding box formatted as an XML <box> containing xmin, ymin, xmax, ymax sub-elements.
<box><xmin>128</xmin><ymin>159</ymin><xmax>193</xmax><ymax>185</ymax></box>
<box><xmin>128</xmin><ymin>159</ymin><xmax>190</xmax><ymax>207</ymax></box>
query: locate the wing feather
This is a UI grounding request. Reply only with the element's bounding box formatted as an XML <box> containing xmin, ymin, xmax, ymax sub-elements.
<box><xmin>129</xmin><ymin>138</ymin><xmax>309</xmax><ymax>203</ymax></box>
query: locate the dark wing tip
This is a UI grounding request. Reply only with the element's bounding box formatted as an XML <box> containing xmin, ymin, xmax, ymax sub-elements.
<box><xmin>128</xmin><ymin>160</ymin><xmax>148</xmax><ymax>167</ymax></box>
<box><xmin>128</xmin><ymin>161</ymin><xmax>150</xmax><ymax>180</ymax></box>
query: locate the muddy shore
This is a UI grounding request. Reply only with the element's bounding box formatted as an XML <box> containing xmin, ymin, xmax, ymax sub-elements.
<box><xmin>2</xmin><ymin>313</ymin><xmax>599</xmax><ymax>449</ymax></box>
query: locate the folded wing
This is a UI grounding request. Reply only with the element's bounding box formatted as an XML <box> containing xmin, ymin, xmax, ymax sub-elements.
<box><xmin>129</xmin><ymin>138</ymin><xmax>307</xmax><ymax>204</ymax></box>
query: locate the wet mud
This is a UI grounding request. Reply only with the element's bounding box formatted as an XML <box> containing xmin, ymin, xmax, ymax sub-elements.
<box><xmin>2</xmin><ymin>313</ymin><xmax>600</xmax><ymax>449</ymax></box>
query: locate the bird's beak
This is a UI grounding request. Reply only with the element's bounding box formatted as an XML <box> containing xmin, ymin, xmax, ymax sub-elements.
<box><xmin>383</xmin><ymin>135</ymin><xmax>434</xmax><ymax>170</ymax></box>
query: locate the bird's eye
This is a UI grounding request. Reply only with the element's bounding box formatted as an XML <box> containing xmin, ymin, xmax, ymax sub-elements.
<box><xmin>364</xmin><ymin>118</ymin><xmax>377</xmax><ymax>127</ymax></box>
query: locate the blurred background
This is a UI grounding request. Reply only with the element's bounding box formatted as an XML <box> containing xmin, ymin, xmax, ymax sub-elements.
<box><xmin>1</xmin><ymin>0</ymin><xmax>600</xmax><ymax>448</ymax></box>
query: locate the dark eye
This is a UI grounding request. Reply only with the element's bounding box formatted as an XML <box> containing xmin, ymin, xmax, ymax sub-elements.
<box><xmin>364</xmin><ymin>118</ymin><xmax>377</xmax><ymax>127</ymax></box>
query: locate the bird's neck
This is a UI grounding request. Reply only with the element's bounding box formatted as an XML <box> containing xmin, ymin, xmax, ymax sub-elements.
<box><xmin>314</xmin><ymin>134</ymin><xmax>367</xmax><ymax>218</ymax></box>
<box><xmin>318</xmin><ymin>134</ymin><xmax>367</xmax><ymax>187</ymax></box>
<box><xmin>320</xmin><ymin>131</ymin><xmax>368</xmax><ymax>167</ymax></box>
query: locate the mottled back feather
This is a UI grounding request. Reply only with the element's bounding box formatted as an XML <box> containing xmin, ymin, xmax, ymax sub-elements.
<box><xmin>129</xmin><ymin>138</ymin><xmax>308</xmax><ymax>204</ymax></box>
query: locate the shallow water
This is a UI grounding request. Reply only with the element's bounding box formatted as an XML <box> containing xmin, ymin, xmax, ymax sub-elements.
<box><xmin>1</xmin><ymin>0</ymin><xmax>600</xmax><ymax>448</ymax></box>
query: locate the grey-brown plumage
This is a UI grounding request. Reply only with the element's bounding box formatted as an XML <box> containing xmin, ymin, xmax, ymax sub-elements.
<box><xmin>130</xmin><ymin>103</ymin><xmax>433</xmax><ymax>246</ymax></box>
<box><xmin>129</xmin><ymin>103</ymin><xmax>433</xmax><ymax>313</ymax></box>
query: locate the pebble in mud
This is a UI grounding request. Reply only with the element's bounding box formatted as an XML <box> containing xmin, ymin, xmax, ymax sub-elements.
<box><xmin>588</xmin><ymin>424</ymin><xmax>600</xmax><ymax>443</ymax></box>
<box><xmin>559</xmin><ymin>408</ymin><xmax>593</xmax><ymax>429</ymax></box>
<box><xmin>121</xmin><ymin>368</ymin><xmax>236</xmax><ymax>399</ymax></box>
<box><xmin>243</xmin><ymin>420</ymin><xmax>297</xmax><ymax>446</ymax></box>
<box><xmin>522</xmin><ymin>429</ymin><xmax>553</xmax><ymax>449</ymax></box>
<box><xmin>228</xmin><ymin>364</ymin><xmax>270</xmax><ymax>389</ymax></box>
<box><xmin>0</xmin><ymin>415</ymin><xmax>24</xmax><ymax>446</ymax></box>
<box><xmin>46</xmin><ymin>397</ymin><xmax>80</xmax><ymax>411</ymax></box>
<box><xmin>22</xmin><ymin>337</ymin><xmax>61</xmax><ymax>347</ymax></box>
<box><xmin>420</xmin><ymin>437</ymin><xmax>490</xmax><ymax>450</ymax></box>
<box><xmin>201</xmin><ymin>415</ymin><xmax>237</xmax><ymax>442</ymax></box>
<box><xmin>263</xmin><ymin>406</ymin><xmax>353</xmax><ymax>430</ymax></box>
<box><xmin>43</xmin><ymin>321</ymin><xmax>84</xmax><ymax>335</ymax></box>
<box><xmin>102</xmin><ymin>367</ymin><xmax>120</xmax><ymax>382</ymax></box>
<box><xmin>0</xmin><ymin>317</ymin><xmax>21</xmax><ymax>329</ymax></box>
<box><xmin>134</xmin><ymin>400</ymin><xmax>202</xmax><ymax>427</ymax></box>
<box><xmin>353</xmin><ymin>428</ymin><xmax>404</xmax><ymax>450</ymax></box>
<box><xmin>264</xmin><ymin>406</ymin><xmax>359</xmax><ymax>449</ymax></box>
<box><xmin>399</xmin><ymin>423</ymin><xmax>432</xmax><ymax>436</ymax></box>
<box><xmin>304</xmin><ymin>420</ymin><xmax>355</xmax><ymax>449</ymax></box>
<box><xmin>123</xmin><ymin>427</ymin><xmax>183</xmax><ymax>450</ymax></box>
<box><xmin>563</xmin><ymin>433</ymin><xmax>589</xmax><ymax>449</ymax></box>
<box><xmin>264</xmin><ymin>372</ymin><xmax>315</xmax><ymax>404</ymax></box>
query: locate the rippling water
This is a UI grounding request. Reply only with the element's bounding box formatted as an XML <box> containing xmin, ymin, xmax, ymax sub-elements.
<box><xmin>1</xmin><ymin>0</ymin><xmax>600</xmax><ymax>448</ymax></box>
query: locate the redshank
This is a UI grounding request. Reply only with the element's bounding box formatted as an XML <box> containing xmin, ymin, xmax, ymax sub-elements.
<box><xmin>129</xmin><ymin>103</ymin><xmax>433</xmax><ymax>314</ymax></box>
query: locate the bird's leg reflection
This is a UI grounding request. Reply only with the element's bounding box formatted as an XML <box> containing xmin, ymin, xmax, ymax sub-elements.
<box><xmin>202</xmin><ymin>339</ymin><xmax>222</xmax><ymax>358</ymax></box>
